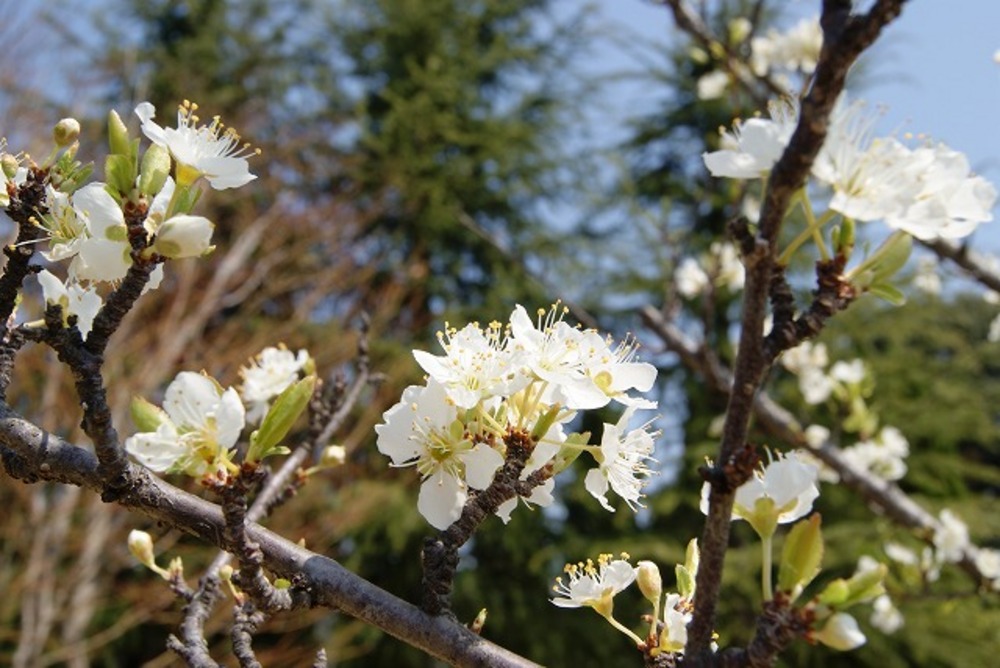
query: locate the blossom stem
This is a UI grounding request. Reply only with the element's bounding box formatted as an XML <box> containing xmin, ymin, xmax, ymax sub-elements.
<box><xmin>761</xmin><ymin>534</ymin><xmax>773</xmax><ymax>602</ymax></box>
<box><xmin>601</xmin><ymin>612</ymin><xmax>644</xmax><ymax>646</ymax></box>
<box><xmin>777</xmin><ymin>191</ymin><xmax>834</xmax><ymax>265</ymax></box>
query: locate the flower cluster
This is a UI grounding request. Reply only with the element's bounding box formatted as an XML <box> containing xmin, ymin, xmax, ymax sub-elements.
<box><xmin>375</xmin><ymin>304</ymin><xmax>659</xmax><ymax>530</ymax></box>
<box><xmin>550</xmin><ymin>543</ymin><xmax>701</xmax><ymax>658</ymax></box>
<box><xmin>8</xmin><ymin>102</ymin><xmax>258</xmax><ymax>338</ymax></box>
<box><xmin>704</xmin><ymin>97</ymin><xmax>996</xmax><ymax>241</ymax></box>
<box><xmin>694</xmin><ymin>16</ymin><xmax>822</xmax><ymax>100</ymax></box>
<box><xmin>239</xmin><ymin>345</ymin><xmax>312</xmax><ymax>422</ymax></box>
<box><xmin>125</xmin><ymin>346</ymin><xmax>315</xmax><ymax>481</ymax></box>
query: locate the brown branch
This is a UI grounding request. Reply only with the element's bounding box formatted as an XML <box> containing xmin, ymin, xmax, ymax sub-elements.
<box><xmin>0</xmin><ymin>405</ymin><xmax>540</xmax><ymax>667</ymax></box>
<box><xmin>663</xmin><ymin>1</ymin><xmax>909</xmax><ymax>658</ymax></box>
<box><xmin>0</xmin><ymin>167</ymin><xmax>47</xmax><ymax>325</ymax></box>
<box><xmin>919</xmin><ymin>238</ymin><xmax>1000</xmax><ymax>295</ymax></box>
<box><xmin>421</xmin><ymin>429</ymin><xmax>540</xmax><ymax>617</ymax></box>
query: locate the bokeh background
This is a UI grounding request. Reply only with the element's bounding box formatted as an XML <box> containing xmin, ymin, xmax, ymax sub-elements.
<box><xmin>0</xmin><ymin>1</ymin><xmax>997</xmax><ymax>666</ymax></box>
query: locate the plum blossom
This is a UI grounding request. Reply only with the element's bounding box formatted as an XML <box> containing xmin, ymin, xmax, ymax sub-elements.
<box><xmin>933</xmin><ymin>509</ymin><xmax>970</xmax><ymax>563</ymax></box>
<box><xmin>240</xmin><ymin>346</ymin><xmax>311</xmax><ymax>422</ymax></box>
<box><xmin>703</xmin><ymin>100</ymin><xmax>798</xmax><ymax>179</ymax></box>
<box><xmin>841</xmin><ymin>426</ymin><xmax>909</xmax><ymax>481</ymax></box>
<box><xmin>125</xmin><ymin>371</ymin><xmax>246</xmax><ymax>478</ymax></box>
<box><xmin>37</xmin><ymin>269</ymin><xmax>102</xmax><ymax>338</ymax></box>
<box><xmin>584</xmin><ymin>408</ymin><xmax>657</xmax><ymax>512</ymax></box>
<box><xmin>749</xmin><ymin>16</ymin><xmax>822</xmax><ymax>77</ymax></box>
<box><xmin>375</xmin><ymin>380</ymin><xmax>504</xmax><ymax>530</ymax></box>
<box><xmin>702</xmin><ymin>450</ymin><xmax>819</xmax><ymax>538</ymax></box>
<box><xmin>551</xmin><ymin>553</ymin><xmax>636</xmax><ymax>612</ymax></box>
<box><xmin>136</xmin><ymin>100</ymin><xmax>257</xmax><ymax>190</ymax></box>
<box><xmin>675</xmin><ymin>257</ymin><xmax>709</xmax><ymax>298</ymax></box>
<box><xmin>870</xmin><ymin>595</ymin><xmax>904</xmax><ymax>634</ymax></box>
<box><xmin>414</xmin><ymin>320</ymin><xmax>526</xmax><ymax>409</ymax></box>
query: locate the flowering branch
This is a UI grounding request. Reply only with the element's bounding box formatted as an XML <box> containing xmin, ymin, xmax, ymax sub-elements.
<box><xmin>674</xmin><ymin>1</ymin><xmax>908</xmax><ymax>658</ymax></box>
<box><xmin>639</xmin><ymin>305</ymin><xmax>995</xmax><ymax>588</ymax></box>
<box><xmin>0</xmin><ymin>405</ymin><xmax>541</xmax><ymax>667</ymax></box>
<box><xmin>421</xmin><ymin>428</ymin><xmax>543</xmax><ymax>616</ymax></box>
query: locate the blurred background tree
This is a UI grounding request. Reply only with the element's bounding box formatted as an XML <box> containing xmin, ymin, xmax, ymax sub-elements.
<box><xmin>0</xmin><ymin>1</ymin><xmax>996</xmax><ymax>666</ymax></box>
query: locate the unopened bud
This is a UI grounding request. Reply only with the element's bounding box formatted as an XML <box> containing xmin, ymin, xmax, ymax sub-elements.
<box><xmin>53</xmin><ymin>118</ymin><xmax>81</xmax><ymax>147</ymax></box>
<box><xmin>319</xmin><ymin>444</ymin><xmax>347</xmax><ymax>468</ymax></box>
<box><xmin>813</xmin><ymin>612</ymin><xmax>866</xmax><ymax>651</ymax></box>
<box><xmin>636</xmin><ymin>561</ymin><xmax>662</xmax><ymax>607</ymax></box>
<box><xmin>153</xmin><ymin>215</ymin><xmax>215</xmax><ymax>258</ymax></box>
<box><xmin>2</xmin><ymin>153</ymin><xmax>18</xmax><ymax>179</ymax></box>
<box><xmin>127</xmin><ymin>530</ymin><xmax>156</xmax><ymax>568</ymax></box>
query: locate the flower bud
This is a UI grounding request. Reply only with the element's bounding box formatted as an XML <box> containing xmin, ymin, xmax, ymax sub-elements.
<box><xmin>127</xmin><ymin>530</ymin><xmax>157</xmax><ymax>568</ymax></box>
<box><xmin>153</xmin><ymin>214</ymin><xmax>215</xmax><ymax>258</ymax></box>
<box><xmin>108</xmin><ymin>110</ymin><xmax>131</xmax><ymax>157</ymax></box>
<box><xmin>813</xmin><ymin>612</ymin><xmax>866</xmax><ymax>651</ymax></box>
<box><xmin>320</xmin><ymin>444</ymin><xmax>347</xmax><ymax>467</ymax></box>
<box><xmin>636</xmin><ymin>561</ymin><xmax>662</xmax><ymax>607</ymax></box>
<box><xmin>53</xmin><ymin>118</ymin><xmax>81</xmax><ymax>147</ymax></box>
<box><xmin>1</xmin><ymin>153</ymin><xmax>18</xmax><ymax>179</ymax></box>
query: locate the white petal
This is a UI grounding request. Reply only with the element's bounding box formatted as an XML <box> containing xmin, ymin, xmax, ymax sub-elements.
<box><xmin>418</xmin><ymin>470</ymin><xmax>467</xmax><ymax>530</ymax></box>
<box><xmin>125</xmin><ymin>423</ymin><xmax>184</xmax><ymax>472</ymax></box>
<box><xmin>215</xmin><ymin>387</ymin><xmax>246</xmax><ymax>449</ymax></box>
<box><xmin>37</xmin><ymin>270</ymin><xmax>67</xmax><ymax>304</ymax></box>
<box><xmin>461</xmin><ymin>443</ymin><xmax>504</xmax><ymax>489</ymax></box>
<box><xmin>585</xmin><ymin>467</ymin><xmax>615</xmax><ymax>512</ymax></box>
<box><xmin>74</xmin><ymin>239</ymin><xmax>131</xmax><ymax>283</ymax></box>
<box><xmin>164</xmin><ymin>372</ymin><xmax>221</xmax><ymax>428</ymax></box>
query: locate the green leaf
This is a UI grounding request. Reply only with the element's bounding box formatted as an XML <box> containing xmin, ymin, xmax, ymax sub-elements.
<box><xmin>778</xmin><ymin>514</ymin><xmax>824</xmax><ymax>599</ymax></box>
<box><xmin>867</xmin><ymin>282</ymin><xmax>906</xmax><ymax>306</ymax></box>
<box><xmin>246</xmin><ymin>375</ymin><xmax>316</xmax><ymax>463</ymax></box>
<box><xmin>105</xmin><ymin>154</ymin><xmax>135</xmax><ymax>197</ymax></box>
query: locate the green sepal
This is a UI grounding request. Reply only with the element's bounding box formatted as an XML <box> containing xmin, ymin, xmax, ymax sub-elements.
<box><xmin>548</xmin><ymin>431</ymin><xmax>590</xmax><ymax>475</ymax></box>
<box><xmin>130</xmin><ymin>396</ymin><xmax>170</xmax><ymax>433</ymax></box>
<box><xmin>246</xmin><ymin>375</ymin><xmax>317</xmax><ymax>463</ymax></box>
<box><xmin>778</xmin><ymin>513</ymin><xmax>824</xmax><ymax>600</ymax></box>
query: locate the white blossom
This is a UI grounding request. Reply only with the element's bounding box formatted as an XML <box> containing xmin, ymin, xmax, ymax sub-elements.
<box><xmin>240</xmin><ymin>346</ymin><xmax>311</xmax><ymax>422</ymax></box>
<box><xmin>749</xmin><ymin>17</ymin><xmax>822</xmax><ymax>77</ymax></box>
<box><xmin>933</xmin><ymin>509</ymin><xmax>970</xmax><ymax>563</ymax></box>
<box><xmin>675</xmin><ymin>257</ymin><xmax>709</xmax><ymax>298</ymax></box>
<box><xmin>415</xmin><ymin>320</ymin><xmax>526</xmax><ymax>409</ymax></box>
<box><xmin>584</xmin><ymin>408</ymin><xmax>657</xmax><ymax>512</ymax></box>
<box><xmin>125</xmin><ymin>371</ymin><xmax>246</xmax><ymax>478</ymax></box>
<box><xmin>136</xmin><ymin>100</ymin><xmax>257</xmax><ymax>190</ymax></box>
<box><xmin>375</xmin><ymin>380</ymin><xmax>503</xmax><ymax>530</ymax></box>
<box><xmin>870</xmin><ymin>595</ymin><xmax>904</xmax><ymax>634</ymax></box>
<box><xmin>701</xmin><ymin>450</ymin><xmax>819</xmax><ymax>537</ymax></box>
<box><xmin>37</xmin><ymin>270</ymin><xmax>102</xmax><ymax>338</ymax></box>
<box><xmin>551</xmin><ymin>554</ymin><xmax>636</xmax><ymax>611</ymax></box>
<box><xmin>702</xmin><ymin>100</ymin><xmax>798</xmax><ymax>179</ymax></box>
